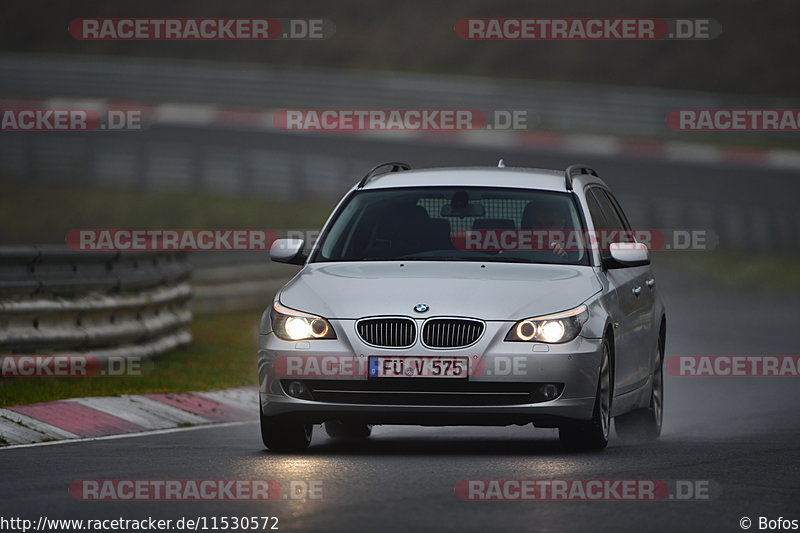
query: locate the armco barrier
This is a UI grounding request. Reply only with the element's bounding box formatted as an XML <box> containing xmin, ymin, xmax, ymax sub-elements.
<box><xmin>0</xmin><ymin>246</ymin><xmax>192</xmax><ymax>361</ymax></box>
<box><xmin>189</xmin><ymin>252</ymin><xmax>298</xmax><ymax>313</ymax></box>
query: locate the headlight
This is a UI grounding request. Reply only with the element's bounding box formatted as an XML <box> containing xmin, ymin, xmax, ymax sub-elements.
<box><xmin>270</xmin><ymin>303</ymin><xmax>336</xmax><ymax>341</ymax></box>
<box><xmin>505</xmin><ymin>305</ymin><xmax>588</xmax><ymax>344</ymax></box>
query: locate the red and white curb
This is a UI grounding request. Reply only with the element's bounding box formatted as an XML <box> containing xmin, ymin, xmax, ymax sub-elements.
<box><xmin>3</xmin><ymin>97</ymin><xmax>800</xmax><ymax>171</ymax></box>
<box><xmin>0</xmin><ymin>386</ymin><xmax>258</xmax><ymax>447</ymax></box>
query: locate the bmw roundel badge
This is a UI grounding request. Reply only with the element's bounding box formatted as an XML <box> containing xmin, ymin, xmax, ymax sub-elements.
<box><xmin>414</xmin><ymin>303</ymin><xmax>429</xmax><ymax>313</ymax></box>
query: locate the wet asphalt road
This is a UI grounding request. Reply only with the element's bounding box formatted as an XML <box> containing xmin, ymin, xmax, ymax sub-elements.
<box><xmin>4</xmin><ymin>124</ymin><xmax>800</xmax><ymax>531</ymax></box>
<box><xmin>137</xmin><ymin>125</ymin><xmax>800</xmax><ymax>210</ymax></box>
<box><xmin>2</xmin><ymin>265</ymin><xmax>799</xmax><ymax>533</ymax></box>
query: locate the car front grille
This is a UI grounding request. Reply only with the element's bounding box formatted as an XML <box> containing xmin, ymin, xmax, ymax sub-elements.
<box><xmin>356</xmin><ymin>317</ymin><xmax>416</xmax><ymax>348</ymax></box>
<box><xmin>422</xmin><ymin>318</ymin><xmax>484</xmax><ymax>348</ymax></box>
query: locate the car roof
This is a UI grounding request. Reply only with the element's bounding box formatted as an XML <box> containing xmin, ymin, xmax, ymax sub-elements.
<box><xmin>359</xmin><ymin>166</ymin><xmax>608</xmax><ymax>192</ymax></box>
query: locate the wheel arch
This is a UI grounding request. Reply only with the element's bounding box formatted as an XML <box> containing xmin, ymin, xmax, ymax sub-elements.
<box><xmin>604</xmin><ymin>323</ymin><xmax>616</xmax><ymax>400</ymax></box>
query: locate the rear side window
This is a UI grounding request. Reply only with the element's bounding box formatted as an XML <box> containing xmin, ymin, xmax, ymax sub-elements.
<box><xmin>586</xmin><ymin>188</ymin><xmax>635</xmax><ymax>244</ymax></box>
<box><xmin>598</xmin><ymin>189</ymin><xmax>632</xmax><ymax>231</ymax></box>
<box><xmin>588</xmin><ymin>189</ymin><xmax>624</xmax><ymax>230</ymax></box>
<box><xmin>585</xmin><ymin>189</ymin><xmax>608</xmax><ymax>229</ymax></box>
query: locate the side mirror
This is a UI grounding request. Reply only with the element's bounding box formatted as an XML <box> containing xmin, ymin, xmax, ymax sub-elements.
<box><xmin>270</xmin><ymin>238</ymin><xmax>307</xmax><ymax>265</ymax></box>
<box><xmin>604</xmin><ymin>242</ymin><xmax>650</xmax><ymax>269</ymax></box>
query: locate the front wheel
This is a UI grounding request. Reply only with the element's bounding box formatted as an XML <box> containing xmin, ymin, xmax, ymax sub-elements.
<box><xmin>615</xmin><ymin>341</ymin><xmax>663</xmax><ymax>441</ymax></box>
<box><xmin>260</xmin><ymin>412</ymin><xmax>312</xmax><ymax>452</ymax></box>
<box><xmin>559</xmin><ymin>338</ymin><xmax>611</xmax><ymax>451</ymax></box>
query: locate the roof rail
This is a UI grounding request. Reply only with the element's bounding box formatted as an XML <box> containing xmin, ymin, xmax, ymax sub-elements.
<box><xmin>356</xmin><ymin>161</ymin><xmax>412</xmax><ymax>188</ymax></box>
<box><xmin>564</xmin><ymin>164</ymin><xmax>598</xmax><ymax>191</ymax></box>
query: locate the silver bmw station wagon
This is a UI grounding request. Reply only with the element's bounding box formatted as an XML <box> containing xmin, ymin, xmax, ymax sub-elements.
<box><xmin>258</xmin><ymin>162</ymin><xmax>666</xmax><ymax>452</ymax></box>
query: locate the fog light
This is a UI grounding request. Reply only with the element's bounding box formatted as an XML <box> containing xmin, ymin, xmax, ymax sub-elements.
<box><xmin>286</xmin><ymin>380</ymin><xmax>312</xmax><ymax>400</ymax></box>
<box><xmin>541</xmin><ymin>383</ymin><xmax>560</xmax><ymax>400</ymax></box>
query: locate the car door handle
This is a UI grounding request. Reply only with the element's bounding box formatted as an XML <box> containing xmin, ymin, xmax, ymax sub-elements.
<box><xmin>632</xmin><ymin>286</ymin><xmax>642</xmax><ymax>296</ymax></box>
<box><xmin>646</xmin><ymin>278</ymin><xmax>655</xmax><ymax>288</ymax></box>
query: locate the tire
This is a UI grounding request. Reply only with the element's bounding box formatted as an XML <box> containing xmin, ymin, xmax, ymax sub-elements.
<box><xmin>260</xmin><ymin>412</ymin><xmax>312</xmax><ymax>452</ymax></box>
<box><xmin>559</xmin><ymin>338</ymin><xmax>611</xmax><ymax>451</ymax></box>
<box><xmin>615</xmin><ymin>339</ymin><xmax>663</xmax><ymax>441</ymax></box>
<box><xmin>324</xmin><ymin>420</ymin><xmax>373</xmax><ymax>441</ymax></box>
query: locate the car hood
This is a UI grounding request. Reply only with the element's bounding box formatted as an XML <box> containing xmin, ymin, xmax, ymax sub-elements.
<box><xmin>278</xmin><ymin>261</ymin><xmax>601</xmax><ymax>320</ymax></box>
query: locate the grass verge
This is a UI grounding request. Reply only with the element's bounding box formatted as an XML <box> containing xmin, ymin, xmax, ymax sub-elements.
<box><xmin>0</xmin><ymin>177</ymin><xmax>334</xmax><ymax>244</ymax></box>
<box><xmin>0</xmin><ymin>312</ymin><xmax>260</xmax><ymax>407</ymax></box>
<box><xmin>655</xmin><ymin>251</ymin><xmax>800</xmax><ymax>292</ymax></box>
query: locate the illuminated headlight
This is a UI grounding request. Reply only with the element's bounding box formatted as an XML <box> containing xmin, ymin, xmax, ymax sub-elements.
<box><xmin>271</xmin><ymin>303</ymin><xmax>336</xmax><ymax>341</ymax></box>
<box><xmin>505</xmin><ymin>305</ymin><xmax>588</xmax><ymax>344</ymax></box>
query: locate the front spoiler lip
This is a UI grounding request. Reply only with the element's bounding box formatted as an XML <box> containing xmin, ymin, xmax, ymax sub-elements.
<box><xmin>259</xmin><ymin>392</ymin><xmax>596</xmax><ymax>424</ymax></box>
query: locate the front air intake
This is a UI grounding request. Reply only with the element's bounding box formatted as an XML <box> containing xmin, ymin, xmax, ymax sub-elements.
<box><xmin>421</xmin><ymin>318</ymin><xmax>484</xmax><ymax>348</ymax></box>
<box><xmin>356</xmin><ymin>317</ymin><xmax>416</xmax><ymax>348</ymax></box>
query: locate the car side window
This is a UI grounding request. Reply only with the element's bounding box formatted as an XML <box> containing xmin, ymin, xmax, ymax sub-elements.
<box><xmin>592</xmin><ymin>189</ymin><xmax>625</xmax><ymax>231</ymax></box>
<box><xmin>587</xmin><ymin>187</ymin><xmax>637</xmax><ymax>247</ymax></box>
<box><xmin>599</xmin><ymin>189</ymin><xmax>632</xmax><ymax>231</ymax></box>
<box><xmin>585</xmin><ymin>189</ymin><xmax>608</xmax><ymax>229</ymax></box>
<box><xmin>589</xmin><ymin>188</ymin><xmax>635</xmax><ymax>241</ymax></box>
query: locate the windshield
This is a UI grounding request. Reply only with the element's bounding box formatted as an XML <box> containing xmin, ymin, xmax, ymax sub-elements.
<box><xmin>313</xmin><ymin>187</ymin><xmax>590</xmax><ymax>265</ymax></box>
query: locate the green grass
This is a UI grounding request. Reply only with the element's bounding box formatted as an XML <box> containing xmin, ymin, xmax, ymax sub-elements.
<box><xmin>0</xmin><ymin>312</ymin><xmax>261</xmax><ymax>407</ymax></box>
<box><xmin>655</xmin><ymin>251</ymin><xmax>800</xmax><ymax>292</ymax></box>
<box><xmin>0</xmin><ymin>177</ymin><xmax>334</xmax><ymax>244</ymax></box>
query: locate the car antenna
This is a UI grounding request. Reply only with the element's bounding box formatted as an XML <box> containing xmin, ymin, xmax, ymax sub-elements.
<box><xmin>497</xmin><ymin>159</ymin><xmax>505</xmax><ymax>168</ymax></box>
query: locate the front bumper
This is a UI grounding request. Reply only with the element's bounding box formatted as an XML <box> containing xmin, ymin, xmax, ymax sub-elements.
<box><xmin>258</xmin><ymin>319</ymin><xmax>602</xmax><ymax>427</ymax></box>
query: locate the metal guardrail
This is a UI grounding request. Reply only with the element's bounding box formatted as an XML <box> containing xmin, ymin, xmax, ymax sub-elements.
<box><xmin>617</xmin><ymin>194</ymin><xmax>800</xmax><ymax>255</ymax></box>
<box><xmin>189</xmin><ymin>253</ymin><xmax>297</xmax><ymax>314</ymax></box>
<box><xmin>0</xmin><ymin>247</ymin><xmax>192</xmax><ymax>360</ymax></box>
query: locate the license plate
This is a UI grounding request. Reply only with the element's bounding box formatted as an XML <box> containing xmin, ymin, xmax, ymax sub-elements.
<box><xmin>368</xmin><ymin>356</ymin><xmax>468</xmax><ymax>378</ymax></box>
